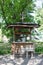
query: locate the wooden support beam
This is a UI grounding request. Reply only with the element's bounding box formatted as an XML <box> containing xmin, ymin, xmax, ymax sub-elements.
<box><xmin>15</xmin><ymin>32</ymin><xmax>30</xmax><ymax>35</ymax></box>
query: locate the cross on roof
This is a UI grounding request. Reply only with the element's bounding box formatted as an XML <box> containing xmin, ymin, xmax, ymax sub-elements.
<box><xmin>20</xmin><ymin>12</ymin><xmax>25</xmax><ymax>22</ymax></box>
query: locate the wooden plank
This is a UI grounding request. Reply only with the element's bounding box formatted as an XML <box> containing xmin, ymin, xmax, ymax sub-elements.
<box><xmin>15</xmin><ymin>32</ymin><xmax>30</xmax><ymax>34</ymax></box>
<box><xmin>12</xmin><ymin>42</ymin><xmax>33</xmax><ymax>46</ymax></box>
<box><xmin>7</xmin><ymin>24</ymin><xmax>39</xmax><ymax>28</ymax></box>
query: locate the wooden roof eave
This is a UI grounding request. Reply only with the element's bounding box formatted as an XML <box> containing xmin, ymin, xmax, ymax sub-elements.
<box><xmin>7</xmin><ymin>24</ymin><xmax>40</xmax><ymax>28</ymax></box>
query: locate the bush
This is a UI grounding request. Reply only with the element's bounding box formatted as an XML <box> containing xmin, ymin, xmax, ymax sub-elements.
<box><xmin>35</xmin><ymin>47</ymin><xmax>43</xmax><ymax>53</ymax></box>
<box><xmin>0</xmin><ymin>43</ymin><xmax>11</xmax><ymax>55</ymax></box>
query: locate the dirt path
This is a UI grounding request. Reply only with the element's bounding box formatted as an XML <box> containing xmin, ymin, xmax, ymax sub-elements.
<box><xmin>0</xmin><ymin>54</ymin><xmax>43</xmax><ymax>65</ymax></box>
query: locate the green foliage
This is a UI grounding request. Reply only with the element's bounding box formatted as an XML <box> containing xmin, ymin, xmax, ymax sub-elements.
<box><xmin>35</xmin><ymin>8</ymin><xmax>43</xmax><ymax>25</ymax></box>
<box><xmin>0</xmin><ymin>0</ymin><xmax>35</xmax><ymax>24</ymax></box>
<box><xmin>0</xmin><ymin>43</ymin><xmax>11</xmax><ymax>55</ymax></box>
<box><xmin>35</xmin><ymin>42</ymin><xmax>43</xmax><ymax>53</ymax></box>
<box><xmin>34</xmin><ymin>8</ymin><xmax>43</xmax><ymax>37</ymax></box>
<box><xmin>0</xmin><ymin>0</ymin><xmax>35</xmax><ymax>38</ymax></box>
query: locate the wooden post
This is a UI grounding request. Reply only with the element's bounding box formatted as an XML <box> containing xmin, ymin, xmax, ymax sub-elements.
<box><xmin>13</xmin><ymin>27</ymin><xmax>15</xmax><ymax>42</ymax></box>
<box><xmin>26</xmin><ymin>51</ymin><xmax>28</xmax><ymax>58</ymax></box>
<box><xmin>31</xmin><ymin>52</ymin><xmax>34</xmax><ymax>58</ymax></box>
<box><xmin>11</xmin><ymin>27</ymin><xmax>15</xmax><ymax>55</ymax></box>
<box><xmin>11</xmin><ymin>43</ymin><xmax>16</xmax><ymax>55</ymax></box>
<box><xmin>30</xmin><ymin>28</ymin><xmax>32</xmax><ymax>40</ymax></box>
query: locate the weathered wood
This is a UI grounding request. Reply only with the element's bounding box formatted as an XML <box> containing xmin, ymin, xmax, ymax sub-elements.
<box><xmin>11</xmin><ymin>43</ymin><xmax>16</xmax><ymax>54</ymax></box>
<box><xmin>15</xmin><ymin>32</ymin><xmax>30</xmax><ymax>34</ymax></box>
<box><xmin>7</xmin><ymin>24</ymin><xmax>39</xmax><ymax>28</ymax></box>
<box><xmin>7</xmin><ymin>22</ymin><xmax>40</xmax><ymax>57</ymax></box>
<box><xmin>11</xmin><ymin>42</ymin><xmax>34</xmax><ymax>55</ymax></box>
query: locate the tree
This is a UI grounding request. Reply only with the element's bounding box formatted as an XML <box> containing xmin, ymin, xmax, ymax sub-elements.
<box><xmin>0</xmin><ymin>0</ymin><xmax>35</xmax><ymax>37</ymax></box>
<box><xmin>34</xmin><ymin>8</ymin><xmax>43</xmax><ymax>25</ymax></box>
<box><xmin>34</xmin><ymin>8</ymin><xmax>43</xmax><ymax>31</ymax></box>
<box><xmin>0</xmin><ymin>0</ymin><xmax>35</xmax><ymax>24</ymax></box>
<box><xmin>34</xmin><ymin>7</ymin><xmax>43</xmax><ymax>43</ymax></box>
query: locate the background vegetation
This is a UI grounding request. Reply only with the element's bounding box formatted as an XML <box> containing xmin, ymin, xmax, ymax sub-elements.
<box><xmin>0</xmin><ymin>43</ymin><xmax>11</xmax><ymax>55</ymax></box>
